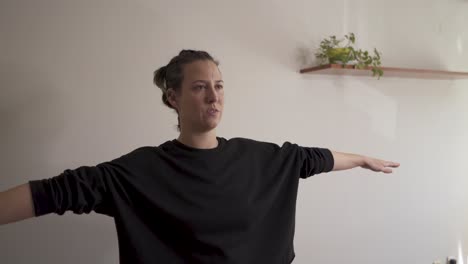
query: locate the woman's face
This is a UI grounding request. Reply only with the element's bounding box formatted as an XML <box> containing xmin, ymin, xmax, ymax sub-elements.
<box><xmin>169</xmin><ymin>60</ymin><xmax>224</xmax><ymax>133</ymax></box>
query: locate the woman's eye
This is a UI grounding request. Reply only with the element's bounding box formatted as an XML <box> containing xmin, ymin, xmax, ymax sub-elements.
<box><xmin>216</xmin><ymin>85</ymin><xmax>223</xmax><ymax>89</ymax></box>
<box><xmin>195</xmin><ymin>85</ymin><xmax>205</xmax><ymax>90</ymax></box>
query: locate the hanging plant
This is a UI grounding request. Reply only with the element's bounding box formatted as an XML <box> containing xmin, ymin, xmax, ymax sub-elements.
<box><xmin>315</xmin><ymin>33</ymin><xmax>384</xmax><ymax>79</ymax></box>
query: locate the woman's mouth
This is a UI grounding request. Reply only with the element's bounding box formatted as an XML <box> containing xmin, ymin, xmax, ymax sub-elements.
<box><xmin>207</xmin><ymin>108</ymin><xmax>219</xmax><ymax>115</ymax></box>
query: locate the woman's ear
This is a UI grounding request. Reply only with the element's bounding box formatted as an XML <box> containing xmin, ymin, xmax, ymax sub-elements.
<box><xmin>166</xmin><ymin>88</ymin><xmax>179</xmax><ymax>111</ymax></box>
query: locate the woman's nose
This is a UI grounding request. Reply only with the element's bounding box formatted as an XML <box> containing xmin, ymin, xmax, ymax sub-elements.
<box><xmin>206</xmin><ymin>86</ymin><xmax>219</xmax><ymax>103</ymax></box>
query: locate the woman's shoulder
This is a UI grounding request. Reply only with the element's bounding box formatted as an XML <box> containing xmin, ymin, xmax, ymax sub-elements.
<box><xmin>228</xmin><ymin>136</ymin><xmax>294</xmax><ymax>145</ymax></box>
<box><xmin>225</xmin><ymin>137</ymin><xmax>286</xmax><ymax>149</ymax></box>
<box><xmin>226</xmin><ymin>136</ymin><xmax>266</xmax><ymax>145</ymax></box>
<box><xmin>106</xmin><ymin>145</ymin><xmax>158</xmax><ymax>165</ymax></box>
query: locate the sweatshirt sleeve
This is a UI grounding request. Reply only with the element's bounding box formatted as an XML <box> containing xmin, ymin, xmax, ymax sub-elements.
<box><xmin>28</xmin><ymin>161</ymin><xmax>120</xmax><ymax>217</ymax></box>
<box><xmin>297</xmin><ymin>146</ymin><xmax>334</xmax><ymax>179</ymax></box>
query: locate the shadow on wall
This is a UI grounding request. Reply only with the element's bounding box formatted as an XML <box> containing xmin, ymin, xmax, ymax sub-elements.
<box><xmin>0</xmin><ymin>61</ymin><xmax>66</xmax><ymax>185</ymax></box>
<box><xmin>0</xmin><ymin>61</ymin><xmax>118</xmax><ymax>263</ymax></box>
<box><xmin>294</xmin><ymin>44</ymin><xmax>319</xmax><ymax>70</ymax></box>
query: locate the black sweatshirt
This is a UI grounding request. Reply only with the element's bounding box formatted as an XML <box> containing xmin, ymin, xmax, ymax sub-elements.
<box><xmin>29</xmin><ymin>137</ymin><xmax>334</xmax><ymax>264</ymax></box>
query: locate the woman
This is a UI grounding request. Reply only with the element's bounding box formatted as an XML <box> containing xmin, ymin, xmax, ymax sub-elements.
<box><xmin>0</xmin><ymin>50</ymin><xmax>399</xmax><ymax>263</ymax></box>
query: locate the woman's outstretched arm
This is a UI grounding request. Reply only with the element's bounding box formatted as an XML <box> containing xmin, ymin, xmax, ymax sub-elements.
<box><xmin>0</xmin><ymin>183</ymin><xmax>35</xmax><ymax>225</ymax></box>
<box><xmin>331</xmin><ymin>151</ymin><xmax>400</xmax><ymax>173</ymax></box>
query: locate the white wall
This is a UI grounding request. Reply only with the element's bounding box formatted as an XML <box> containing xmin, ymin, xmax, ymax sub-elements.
<box><xmin>1</xmin><ymin>0</ymin><xmax>467</xmax><ymax>263</ymax></box>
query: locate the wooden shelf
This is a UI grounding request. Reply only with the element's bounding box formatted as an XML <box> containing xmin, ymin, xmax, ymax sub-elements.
<box><xmin>300</xmin><ymin>64</ymin><xmax>468</xmax><ymax>79</ymax></box>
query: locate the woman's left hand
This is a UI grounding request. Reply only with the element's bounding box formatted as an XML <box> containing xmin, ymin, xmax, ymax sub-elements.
<box><xmin>361</xmin><ymin>157</ymin><xmax>400</xmax><ymax>173</ymax></box>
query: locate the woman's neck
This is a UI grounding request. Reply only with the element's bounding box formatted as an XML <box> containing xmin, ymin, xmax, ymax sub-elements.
<box><xmin>177</xmin><ymin>131</ymin><xmax>218</xmax><ymax>149</ymax></box>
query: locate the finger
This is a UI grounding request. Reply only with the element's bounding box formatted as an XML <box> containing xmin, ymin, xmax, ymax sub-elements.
<box><xmin>384</xmin><ymin>161</ymin><xmax>400</xmax><ymax>167</ymax></box>
<box><xmin>382</xmin><ymin>167</ymin><xmax>393</xmax><ymax>173</ymax></box>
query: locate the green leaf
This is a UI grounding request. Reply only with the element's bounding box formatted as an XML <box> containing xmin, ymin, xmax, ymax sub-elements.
<box><xmin>314</xmin><ymin>32</ymin><xmax>382</xmax><ymax>77</ymax></box>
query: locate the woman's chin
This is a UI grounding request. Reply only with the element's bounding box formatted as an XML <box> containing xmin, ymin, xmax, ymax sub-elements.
<box><xmin>202</xmin><ymin>118</ymin><xmax>220</xmax><ymax>131</ymax></box>
<box><xmin>206</xmin><ymin>121</ymin><xmax>219</xmax><ymax>130</ymax></box>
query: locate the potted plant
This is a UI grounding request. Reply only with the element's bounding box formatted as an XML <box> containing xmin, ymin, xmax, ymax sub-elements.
<box><xmin>315</xmin><ymin>33</ymin><xmax>384</xmax><ymax>79</ymax></box>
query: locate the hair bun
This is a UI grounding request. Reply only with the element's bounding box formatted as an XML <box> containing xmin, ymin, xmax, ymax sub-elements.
<box><xmin>153</xmin><ymin>65</ymin><xmax>168</xmax><ymax>91</ymax></box>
